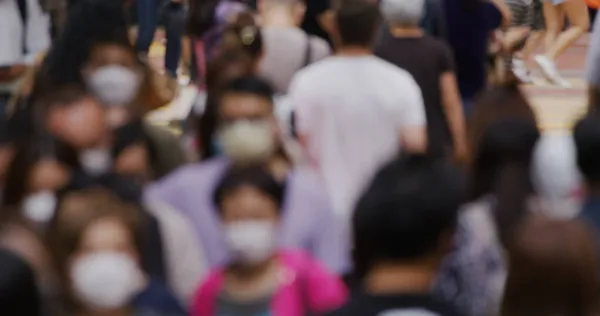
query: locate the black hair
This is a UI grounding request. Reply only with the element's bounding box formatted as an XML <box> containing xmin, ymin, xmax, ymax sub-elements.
<box><xmin>353</xmin><ymin>154</ymin><xmax>464</xmax><ymax>277</ymax></box>
<box><xmin>470</xmin><ymin>118</ymin><xmax>539</xmax><ymax>245</ymax></box>
<box><xmin>213</xmin><ymin>165</ymin><xmax>286</xmax><ymax>213</ymax></box>
<box><xmin>220</xmin><ymin>75</ymin><xmax>275</xmax><ymax>104</ymax></box>
<box><xmin>187</xmin><ymin>0</ymin><xmax>221</xmax><ymax>37</ymax></box>
<box><xmin>37</xmin><ymin>0</ymin><xmax>130</xmax><ymax>90</ymax></box>
<box><xmin>574</xmin><ymin>114</ymin><xmax>600</xmax><ymax>187</ymax></box>
<box><xmin>0</xmin><ymin>249</ymin><xmax>41</xmax><ymax>316</ymax></box>
<box><xmin>334</xmin><ymin>0</ymin><xmax>381</xmax><ymax>47</ymax></box>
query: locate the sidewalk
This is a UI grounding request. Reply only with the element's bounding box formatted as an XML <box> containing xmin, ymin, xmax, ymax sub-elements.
<box><xmin>524</xmin><ymin>34</ymin><xmax>589</xmax><ymax>131</ymax></box>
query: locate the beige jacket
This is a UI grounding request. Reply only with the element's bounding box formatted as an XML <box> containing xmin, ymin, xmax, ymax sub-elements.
<box><xmin>144</xmin><ymin>200</ymin><xmax>207</xmax><ymax>306</ymax></box>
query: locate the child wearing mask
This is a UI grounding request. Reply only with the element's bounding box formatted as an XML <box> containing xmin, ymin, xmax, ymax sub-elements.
<box><xmin>46</xmin><ymin>189</ymin><xmax>186</xmax><ymax>316</ymax></box>
<box><xmin>192</xmin><ymin>165</ymin><xmax>347</xmax><ymax>315</ymax></box>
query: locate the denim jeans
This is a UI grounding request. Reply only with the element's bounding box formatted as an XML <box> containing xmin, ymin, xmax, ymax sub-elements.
<box><xmin>135</xmin><ymin>0</ymin><xmax>184</xmax><ymax>77</ymax></box>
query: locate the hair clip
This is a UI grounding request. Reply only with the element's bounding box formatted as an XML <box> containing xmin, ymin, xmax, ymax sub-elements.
<box><xmin>240</xmin><ymin>26</ymin><xmax>256</xmax><ymax>45</ymax></box>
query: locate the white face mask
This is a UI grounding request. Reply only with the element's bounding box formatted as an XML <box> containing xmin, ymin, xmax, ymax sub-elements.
<box><xmin>86</xmin><ymin>65</ymin><xmax>142</xmax><ymax>106</ymax></box>
<box><xmin>217</xmin><ymin>120</ymin><xmax>276</xmax><ymax>164</ymax></box>
<box><xmin>224</xmin><ymin>220</ymin><xmax>277</xmax><ymax>264</ymax></box>
<box><xmin>22</xmin><ymin>190</ymin><xmax>57</xmax><ymax>223</ymax></box>
<box><xmin>79</xmin><ymin>148</ymin><xmax>113</xmax><ymax>176</ymax></box>
<box><xmin>70</xmin><ymin>251</ymin><xmax>145</xmax><ymax>310</ymax></box>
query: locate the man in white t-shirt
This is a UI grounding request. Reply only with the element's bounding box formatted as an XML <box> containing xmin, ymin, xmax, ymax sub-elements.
<box><xmin>289</xmin><ymin>0</ymin><xmax>427</xmax><ymax>221</ymax></box>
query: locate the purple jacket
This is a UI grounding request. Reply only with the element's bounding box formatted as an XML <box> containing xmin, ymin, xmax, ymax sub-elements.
<box><xmin>144</xmin><ymin>158</ymin><xmax>349</xmax><ymax>274</ymax></box>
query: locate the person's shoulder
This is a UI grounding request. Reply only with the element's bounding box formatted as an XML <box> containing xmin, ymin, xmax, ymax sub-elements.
<box><xmin>370</xmin><ymin>56</ymin><xmax>415</xmax><ymax>78</ymax></box>
<box><xmin>166</xmin><ymin>158</ymin><xmax>229</xmax><ymax>182</ymax></box>
<box><xmin>290</xmin><ymin>56</ymin><xmax>338</xmax><ymax>88</ymax></box>
<box><xmin>133</xmin><ymin>280</ymin><xmax>186</xmax><ymax>314</ymax></box>
<box><xmin>309</xmin><ymin>35</ymin><xmax>332</xmax><ymax>55</ymax></box>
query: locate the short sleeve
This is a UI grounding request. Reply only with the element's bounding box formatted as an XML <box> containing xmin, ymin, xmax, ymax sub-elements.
<box><xmin>393</xmin><ymin>73</ymin><xmax>427</xmax><ymax>129</ymax></box>
<box><xmin>438</xmin><ymin>41</ymin><xmax>455</xmax><ymax>73</ymax></box>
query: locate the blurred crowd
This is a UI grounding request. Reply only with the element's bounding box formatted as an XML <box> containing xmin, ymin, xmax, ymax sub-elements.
<box><xmin>1</xmin><ymin>0</ymin><xmax>600</xmax><ymax>315</ymax></box>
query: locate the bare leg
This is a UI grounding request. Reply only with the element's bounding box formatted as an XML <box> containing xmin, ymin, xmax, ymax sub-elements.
<box><xmin>520</xmin><ymin>30</ymin><xmax>545</xmax><ymax>61</ymax></box>
<box><xmin>545</xmin><ymin>0</ymin><xmax>590</xmax><ymax>60</ymax></box>
<box><xmin>543</xmin><ymin>2</ymin><xmax>564</xmax><ymax>51</ymax></box>
<box><xmin>504</xmin><ymin>27</ymin><xmax>531</xmax><ymax>51</ymax></box>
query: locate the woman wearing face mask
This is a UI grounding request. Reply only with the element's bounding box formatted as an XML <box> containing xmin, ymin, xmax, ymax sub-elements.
<box><xmin>46</xmin><ymin>189</ymin><xmax>187</xmax><ymax>316</ymax></box>
<box><xmin>34</xmin><ymin>0</ymin><xmax>184</xmax><ymax>179</ymax></box>
<box><xmin>192</xmin><ymin>165</ymin><xmax>347</xmax><ymax>316</ymax></box>
<box><xmin>81</xmin><ymin>41</ymin><xmax>186</xmax><ymax>179</ymax></box>
<box><xmin>41</xmin><ymin>85</ymin><xmax>202</xmax><ymax>300</ymax></box>
<box><xmin>147</xmin><ymin>76</ymin><xmax>348</xmax><ymax>275</ymax></box>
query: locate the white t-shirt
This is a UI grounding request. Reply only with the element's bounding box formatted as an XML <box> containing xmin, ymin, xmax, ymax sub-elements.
<box><xmin>289</xmin><ymin>55</ymin><xmax>426</xmax><ymax>220</ymax></box>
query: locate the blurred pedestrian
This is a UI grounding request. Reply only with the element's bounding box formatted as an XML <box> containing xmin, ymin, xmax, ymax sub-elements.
<box><xmin>442</xmin><ymin>0</ymin><xmax>510</xmax><ymax>113</ymax></box>
<box><xmin>535</xmin><ymin>0</ymin><xmax>589</xmax><ymax>87</ymax></box>
<box><xmin>136</xmin><ymin>0</ymin><xmax>186</xmax><ymax>78</ymax></box>
<box><xmin>436</xmin><ymin>118</ymin><xmax>540</xmax><ymax>316</ymax></box>
<box><xmin>501</xmin><ymin>218</ymin><xmax>600</xmax><ymax>316</ymax></box>
<box><xmin>46</xmin><ymin>189</ymin><xmax>187</xmax><ymax>315</ymax></box>
<box><xmin>376</xmin><ymin>0</ymin><xmax>467</xmax><ymax>161</ymax></box>
<box><xmin>187</xmin><ymin>0</ymin><xmax>252</xmax><ymax>87</ymax></box>
<box><xmin>327</xmin><ymin>155</ymin><xmax>464</xmax><ymax>316</ymax></box>
<box><xmin>258</xmin><ymin>0</ymin><xmax>331</xmax><ymax>93</ymax></box>
<box><xmin>194</xmin><ymin>49</ymin><xmax>254</xmax><ymax>161</ymax></box>
<box><xmin>192</xmin><ymin>165</ymin><xmax>347</xmax><ymax>315</ymax></box>
<box><xmin>147</xmin><ymin>75</ymin><xmax>349</xmax><ymax>274</ymax></box>
<box><xmin>573</xmin><ymin>114</ymin><xmax>600</xmax><ymax>239</ymax></box>
<box><xmin>290</xmin><ymin>0</ymin><xmax>426</xmax><ymax>228</ymax></box>
<box><xmin>510</xmin><ymin>0</ymin><xmax>546</xmax><ymax>83</ymax></box>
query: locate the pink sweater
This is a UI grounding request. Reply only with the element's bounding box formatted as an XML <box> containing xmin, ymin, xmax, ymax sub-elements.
<box><xmin>191</xmin><ymin>250</ymin><xmax>348</xmax><ymax>316</ymax></box>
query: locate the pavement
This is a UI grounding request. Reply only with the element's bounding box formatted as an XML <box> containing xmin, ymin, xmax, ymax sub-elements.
<box><xmin>146</xmin><ymin>34</ymin><xmax>591</xmax><ymax>132</ymax></box>
<box><xmin>522</xmin><ymin>34</ymin><xmax>589</xmax><ymax>131</ymax></box>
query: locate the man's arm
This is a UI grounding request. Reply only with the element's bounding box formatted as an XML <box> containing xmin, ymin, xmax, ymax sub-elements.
<box><xmin>396</xmin><ymin>75</ymin><xmax>428</xmax><ymax>153</ymax></box>
<box><xmin>440</xmin><ymin>72</ymin><xmax>468</xmax><ymax>161</ymax></box>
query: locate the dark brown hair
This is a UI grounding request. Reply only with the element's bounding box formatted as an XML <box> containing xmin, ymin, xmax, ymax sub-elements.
<box><xmin>468</xmin><ymin>83</ymin><xmax>539</xmax><ymax>245</ymax></box>
<box><xmin>45</xmin><ymin>189</ymin><xmax>144</xmax><ymax>311</ymax></box>
<box><xmin>220</xmin><ymin>12</ymin><xmax>263</xmax><ymax>64</ymax></box>
<box><xmin>501</xmin><ymin>217</ymin><xmax>600</xmax><ymax>316</ymax></box>
<box><xmin>334</xmin><ymin>0</ymin><xmax>381</xmax><ymax>47</ymax></box>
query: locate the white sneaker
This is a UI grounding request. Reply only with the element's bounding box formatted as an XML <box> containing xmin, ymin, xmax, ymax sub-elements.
<box><xmin>534</xmin><ymin>55</ymin><xmax>571</xmax><ymax>88</ymax></box>
<box><xmin>512</xmin><ymin>58</ymin><xmax>533</xmax><ymax>84</ymax></box>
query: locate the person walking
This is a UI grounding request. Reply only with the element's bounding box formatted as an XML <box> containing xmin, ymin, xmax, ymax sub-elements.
<box><xmin>534</xmin><ymin>0</ymin><xmax>589</xmax><ymax>87</ymax></box>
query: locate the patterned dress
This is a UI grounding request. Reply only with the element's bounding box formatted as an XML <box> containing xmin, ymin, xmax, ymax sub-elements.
<box><xmin>433</xmin><ymin>200</ymin><xmax>507</xmax><ymax>316</ymax></box>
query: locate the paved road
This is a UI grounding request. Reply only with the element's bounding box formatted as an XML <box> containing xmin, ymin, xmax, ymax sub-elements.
<box><xmin>524</xmin><ymin>34</ymin><xmax>589</xmax><ymax>130</ymax></box>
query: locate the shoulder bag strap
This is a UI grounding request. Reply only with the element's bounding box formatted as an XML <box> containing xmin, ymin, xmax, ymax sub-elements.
<box><xmin>302</xmin><ymin>33</ymin><xmax>313</xmax><ymax>68</ymax></box>
<box><xmin>16</xmin><ymin>0</ymin><xmax>28</xmax><ymax>54</ymax></box>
